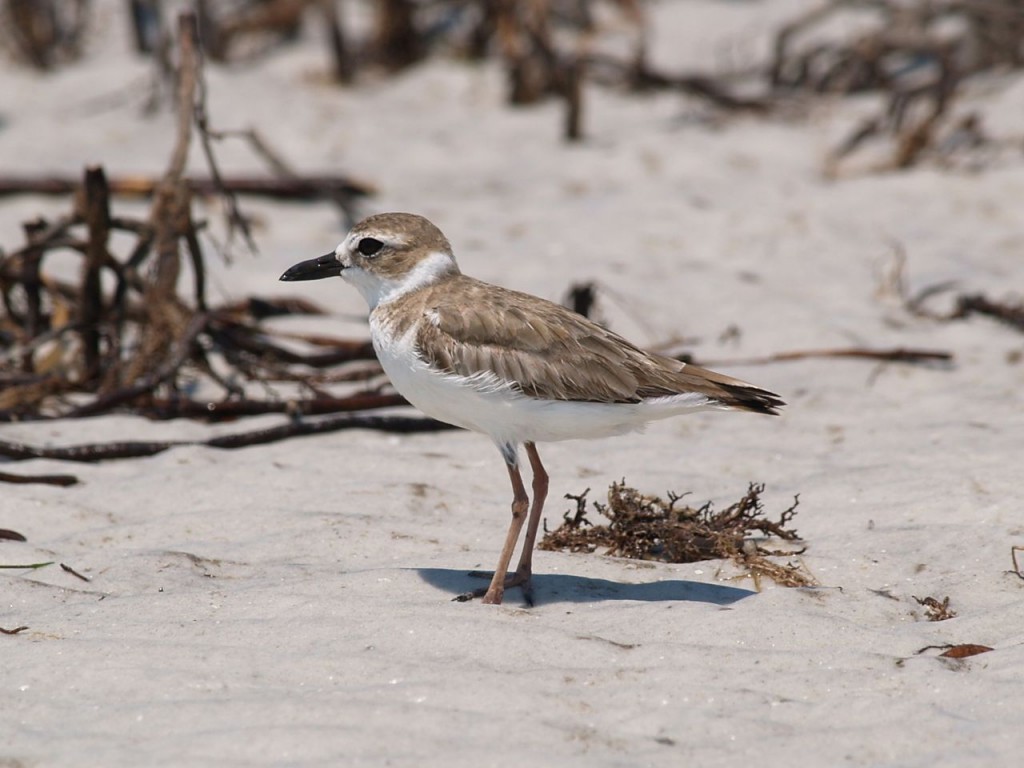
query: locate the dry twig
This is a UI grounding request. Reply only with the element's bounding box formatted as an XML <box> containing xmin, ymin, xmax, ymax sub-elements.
<box><xmin>0</xmin><ymin>470</ymin><xmax>78</xmax><ymax>487</ymax></box>
<box><xmin>0</xmin><ymin>11</ymin><xmax>410</xmax><ymax>439</ymax></box>
<box><xmin>696</xmin><ymin>347</ymin><xmax>953</xmax><ymax>367</ymax></box>
<box><xmin>0</xmin><ymin>414</ymin><xmax>453</xmax><ymax>464</ymax></box>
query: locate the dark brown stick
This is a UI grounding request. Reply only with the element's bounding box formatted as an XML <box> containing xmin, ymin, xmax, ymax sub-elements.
<box><xmin>375</xmin><ymin>0</ymin><xmax>421</xmax><ymax>70</ymax></box>
<box><xmin>0</xmin><ymin>438</ymin><xmax>186</xmax><ymax>462</ymax></box>
<box><xmin>128</xmin><ymin>0</ymin><xmax>163</xmax><ymax>54</ymax></box>
<box><xmin>184</xmin><ymin>225</ymin><xmax>207</xmax><ymax>311</ymax></box>
<box><xmin>203</xmin><ymin>413</ymin><xmax>456</xmax><ymax>448</ymax></box>
<box><xmin>0</xmin><ymin>470</ymin><xmax>79</xmax><ymax>487</ymax></box>
<box><xmin>0</xmin><ymin>174</ymin><xmax>376</xmax><ymax>201</ymax></box>
<box><xmin>18</xmin><ymin>219</ymin><xmax>49</xmax><ymax>372</ymax></box>
<box><xmin>147</xmin><ymin>392</ymin><xmax>406</xmax><ymax>420</ymax></box>
<box><xmin>564</xmin><ymin>57</ymin><xmax>584</xmax><ymax>142</ymax></box>
<box><xmin>0</xmin><ymin>413</ymin><xmax>455</xmax><ymax>463</ymax></box>
<box><xmin>954</xmin><ymin>294</ymin><xmax>1024</xmax><ymax>333</ymax></box>
<box><xmin>60</xmin><ymin>563</ymin><xmax>91</xmax><ymax>581</ymax></box>
<box><xmin>694</xmin><ymin>347</ymin><xmax>954</xmax><ymax>367</ymax></box>
<box><xmin>80</xmin><ymin>166</ymin><xmax>111</xmax><ymax>381</ymax></box>
<box><xmin>320</xmin><ymin>0</ymin><xmax>353</xmax><ymax>83</ymax></box>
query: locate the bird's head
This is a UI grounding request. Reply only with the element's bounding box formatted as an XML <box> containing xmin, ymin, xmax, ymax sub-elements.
<box><xmin>279</xmin><ymin>212</ymin><xmax>460</xmax><ymax>309</ymax></box>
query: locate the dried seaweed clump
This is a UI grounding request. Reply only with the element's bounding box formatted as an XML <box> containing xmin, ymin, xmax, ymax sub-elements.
<box><xmin>0</xmin><ymin>13</ymin><xmax>382</xmax><ymax>425</ymax></box>
<box><xmin>540</xmin><ymin>481</ymin><xmax>814</xmax><ymax>588</ymax></box>
<box><xmin>914</xmin><ymin>595</ymin><xmax>957</xmax><ymax>622</ymax></box>
<box><xmin>779</xmin><ymin>1</ymin><xmax>1024</xmax><ymax>174</ymax></box>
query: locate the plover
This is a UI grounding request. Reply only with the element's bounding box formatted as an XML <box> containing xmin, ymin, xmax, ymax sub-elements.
<box><xmin>280</xmin><ymin>213</ymin><xmax>783</xmax><ymax>605</ymax></box>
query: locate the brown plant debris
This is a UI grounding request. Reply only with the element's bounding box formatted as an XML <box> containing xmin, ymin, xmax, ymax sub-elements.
<box><xmin>915</xmin><ymin>643</ymin><xmax>995</xmax><ymax>660</ymax></box>
<box><xmin>0</xmin><ymin>173</ymin><xmax>374</xmax><ymax>205</ymax></box>
<box><xmin>940</xmin><ymin>644</ymin><xmax>994</xmax><ymax>659</ymax></box>
<box><xmin>778</xmin><ymin>1</ymin><xmax>1024</xmax><ymax>175</ymax></box>
<box><xmin>0</xmin><ymin>470</ymin><xmax>78</xmax><ymax>487</ymax></box>
<box><xmin>698</xmin><ymin>346</ymin><xmax>953</xmax><ymax>368</ymax></box>
<box><xmin>59</xmin><ymin>563</ymin><xmax>90</xmax><ymax>582</ymax></box>
<box><xmin>6</xmin><ymin>1</ymin><xmax>1023</xmax><ymax>160</ymax></box>
<box><xmin>914</xmin><ymin>595</ymin><xmax>957</xmax><ymax>621</ymax></box>
<box><xmin>137</xmin><ymin>0</ymin><xmax>1024</xmax><ymax>157</ymax></box>
<box><xmin>884</xmin><ymin>254</ymin><xmax>1024</xmax><ymax>342</ymax></box>
<box><xmin>0</xmin><ymin>11</ymin><xmax>438</xmax><ymax>452</ymax></box>
<box><xmin>540</xmin><ymin>481</ymin><xmax>813</xmax><ymax>588</ymax></box>
<box><xmin>0</xmin><ymin>413</ymin><xmax>452</xmax><ymax>465</ymax></box>
<box><xmin>0</xmin><ymin>0</ymin><xmax>91</xmax><ymax>70</ymax></box>
<box><xmin>952</xmin><ymin>294</ymin><xmax>1024</xmax><ymax>334</ymax></box>
<box><xmin>1012</xmin><ymin>546</ymin><xmax>1024</xmax><ymax>581</ymax></box>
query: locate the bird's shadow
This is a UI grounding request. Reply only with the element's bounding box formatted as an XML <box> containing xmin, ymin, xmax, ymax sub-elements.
<box><xmin>416</xmin><ymin>568</ymin><xmax>755</xmax><ymax>607</ymax></box>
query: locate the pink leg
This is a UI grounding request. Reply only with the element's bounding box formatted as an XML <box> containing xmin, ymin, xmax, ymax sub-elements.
<box><xmin>513</xmin><ymin>442</ymin><xmax>549</xmax><ymax>587</ymax></box>
<box><xmin>481</xmin><ymin>458</ymin><xmax>530</xmax><ymax>605</ymax></box>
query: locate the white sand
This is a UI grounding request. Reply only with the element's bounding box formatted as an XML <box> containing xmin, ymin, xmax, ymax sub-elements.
<box><xmin>2</xmin><ymin>2</ymin><xmax>1023</xmax><ymax>765</ymax></box>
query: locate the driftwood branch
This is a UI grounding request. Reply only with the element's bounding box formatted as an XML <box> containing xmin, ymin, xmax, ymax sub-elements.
<box><xmin>190</xmin><ymin>30</ymin><xmax>259</xmax><ymax>257</ymax></box>
<box><xmin>696</xmin><ymin>347</ymin><xmax>954</xmax><ymax>367</ymax></box>
<box><xmin>0</xmin><ymin>174</ymin><xmax>375</xmax><ymax>201</ymax></box>
<box><xmin>0</xmin><ymin>11</ymin><xmax>408</xmax><ymax>434</ymax></box>
<box><xmin>79</xmin><ymin>165</ymin><xmax>110</xmax><ymax>381</ymax></box>
<box><xmin>0</xmin><ymin>414</ymin><xmax>455</xmax><ymax>464</ymax></box>
<box><xmin>0</xmin><ymin>470</ymin><xmax>79</xmax><ymax>487</ymax></box>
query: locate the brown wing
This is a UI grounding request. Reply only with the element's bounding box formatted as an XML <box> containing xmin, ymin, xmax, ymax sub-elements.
<box><xmin>409</xmin><ymin>277</ymin><xmax>783</xmax><ymax>414</ymax></box>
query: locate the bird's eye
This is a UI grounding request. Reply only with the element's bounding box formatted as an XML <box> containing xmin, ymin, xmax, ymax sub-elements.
<box><xmin>357</xmin><ymin>237</ymin><xmax>383</xmax><ymax>257</ymax></box>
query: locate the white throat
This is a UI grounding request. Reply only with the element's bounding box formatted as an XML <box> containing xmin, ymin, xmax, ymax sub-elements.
<box><xmin>345</xmin><ymin>250</ymin><xmax>456</xmax><ymax>310</ymax></box>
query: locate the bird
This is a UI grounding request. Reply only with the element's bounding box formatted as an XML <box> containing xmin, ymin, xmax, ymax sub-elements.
<box><xmin>280</xmin><ymin>212</ymin><xmax>783</xmax><ymax>605</ymax></box>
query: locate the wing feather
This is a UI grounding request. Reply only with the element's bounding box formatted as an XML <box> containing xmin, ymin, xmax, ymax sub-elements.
<box><xmin>405</xmin><ymin>276</ymin><xmax>782</xmax><ymax>413</ymax></box>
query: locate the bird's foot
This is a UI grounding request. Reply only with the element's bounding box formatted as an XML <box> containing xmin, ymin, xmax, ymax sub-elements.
<box><xmin>454</xmin><ymin>569</ymin><xmax>533</xmax><ymax>606</ymax></box>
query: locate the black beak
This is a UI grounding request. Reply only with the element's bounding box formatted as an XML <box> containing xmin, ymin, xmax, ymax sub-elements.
<box><xmin>279</xmin><ymin>253</ymin><xmax>344</xmax><ymax>282</ymax></box>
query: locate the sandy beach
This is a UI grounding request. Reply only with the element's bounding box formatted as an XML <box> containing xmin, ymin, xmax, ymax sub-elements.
<box><xmin>2</xmin><ymin>2</ymin><xmax>1023</xmax><ymax>765</ymax></box>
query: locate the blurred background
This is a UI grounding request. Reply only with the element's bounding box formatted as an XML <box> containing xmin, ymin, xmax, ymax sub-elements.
<box><xmin>1</xmin><ymin>0</ymin><xmax>1021</xmax><ymax>430</ymax></box>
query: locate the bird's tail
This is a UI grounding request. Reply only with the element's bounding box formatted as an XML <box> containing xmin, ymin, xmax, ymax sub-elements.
<box><xmin>713</xmin><ymin>380</ymin><xmax>784</xmax><ymax>415</ymax></box>
<box><xmin>670</xmin><ymin>361</ymin><xmax>784</xmax><ymax>416</ymax></box>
